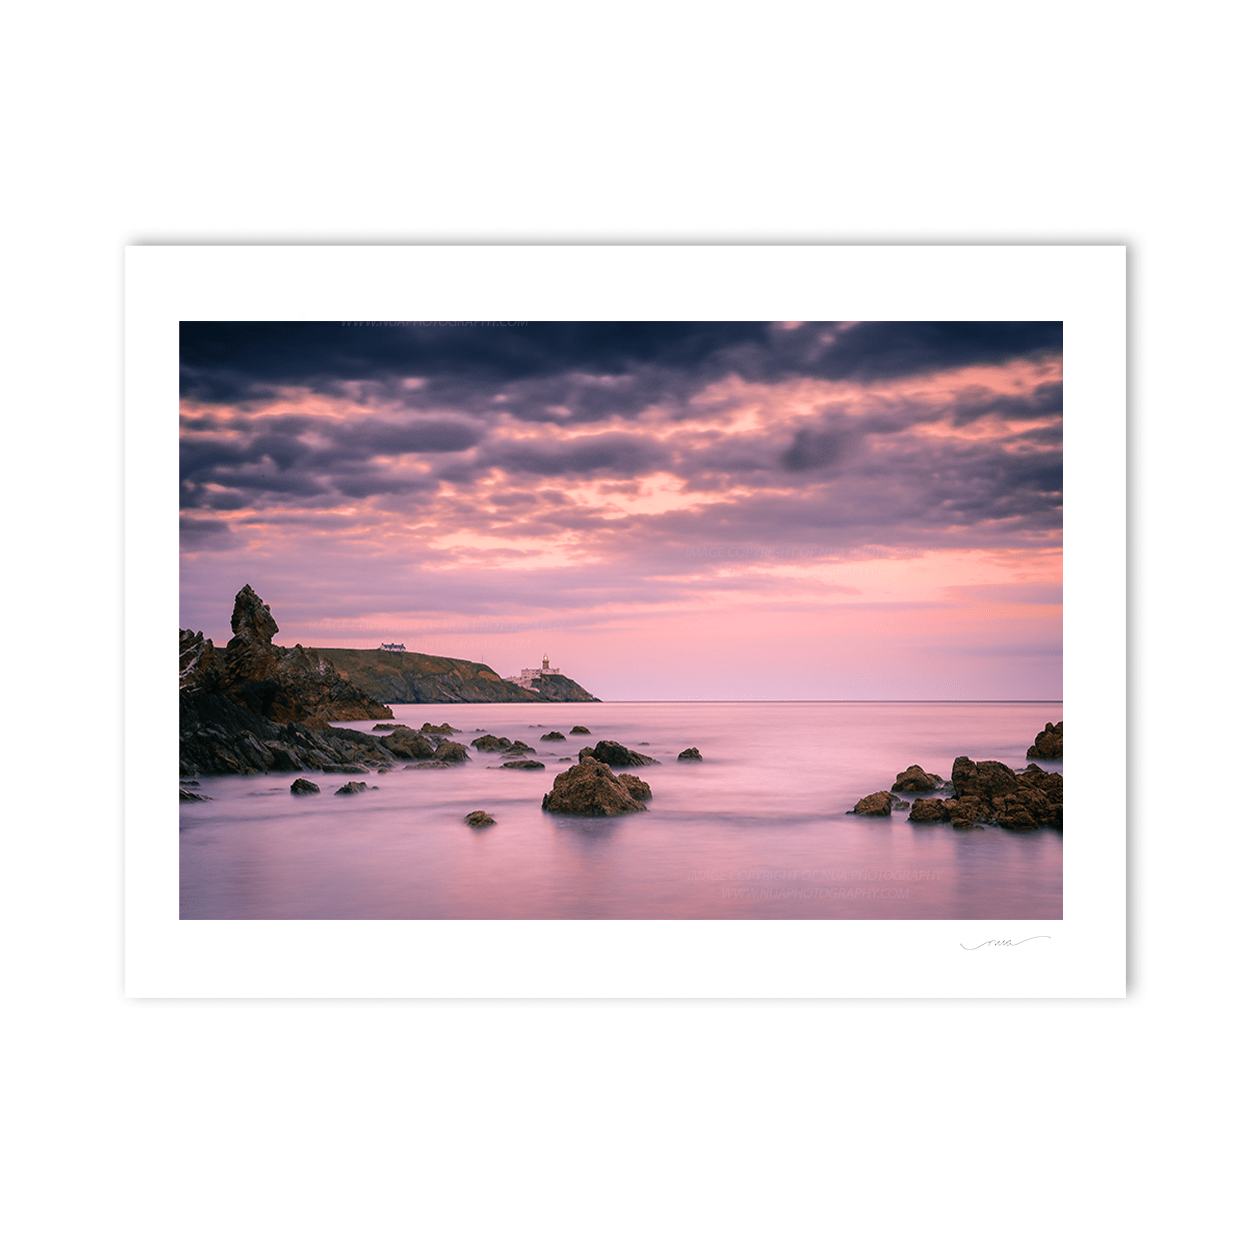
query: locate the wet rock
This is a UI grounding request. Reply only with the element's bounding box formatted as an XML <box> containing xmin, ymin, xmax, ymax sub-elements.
<box><xmin>335</xmin><ymin>781</ymin><xmax>368</xmax><ymax>795</ymax></box>
<box><xmin>472</xmin><ymin>734</ymin><xmax>513</xmax><ymax>752</ymax></box>
<box><xmin>892</xmin><ymin>764</ymin><xmax>941</xmax><ymax>792</ymax></box>
<box><xmin>559</xmin><ymin>757</ymin><xmax>572</xmax><ymax>762</ymax></box>
<box><xmin>179</xmin><ymin>787</ymin><xmax>211</xmax><ymax>802</ymax></box>
<box><xmin>540</xmin><ymin>731</ymin><xmax>566</xmax><ymax>741</ymax></box>
<box><xmin>852</xmin><ymin>791</ymin><xmax>895</xmax><ymax>817</ymax></box>
<box><xmin>380</xmin><ymin>727</ymin><xmax>436</xmax><ymax>760</ymax></box>
<box><xmin>422</xmin><ymin>721</ymin><xmax>460</xmax><ymax>735</ymax></box>
<box><xmin>433</xmin><ymin>740</ymin><xmax>469</xmax><ymax>763</ymax></box>
<box><xmin>1026</xmin><ymin>721</ymin><xmax>1063</xmax><ymax>760</ymax></box>
<box><xmin>372</xmin><ymin>723</ymin><xmax>407</xmax><ymax>732</ymax></box>
<box><xmin>541</xmin><ymin>758</ymin><xmax>647</xmax><ymax>816</ymax></box>
<box><xmin>501</xmin><ymin>759</ymin><xmax>545</xmax><ymax>770</ymax></box>
<box><xmin>502</xmin><ymin>740</ymin><xmax>536</xmax><ymax>755</ymax></box>
<box><xmin>590</xmin><ymin>740</ymin><xmax>659</xmax><ymax>768</ymax></box>
<box><xmin>320</xmin><ymin>763</ymin><xmax>370</xmax><ymax>774</ymax></box>
<box><xmin>290</xmin><ymin>777</ymin><xmax>321</xmax><ymax>795</ymax></box>
<box><xmin>619</xmin><ymin>773</ymin><xmax>652</xmax><ymax>801</ymax></box>
<box><xmin>677</xmin><ymin>747</ymin><xmax>702</xmax><ymax>761</ymax></box>
<box><xmin>569</xmin><ymin>725</ymin><xmax>591</xmax><ymax>734</ymax></box>
<box><xmin>908</xmin><ymin>798</ymin><xmax>948</xmax><ymax>823</ymax></box>
<box><xmin>403</xmin><ymin>761</ymin><xmax>452</xmax><ymax>770</ymax></box>
<box><xmin>465</xmin><ymin>810</ymin><xmax>495</xmax><ymax>827</ymax></box>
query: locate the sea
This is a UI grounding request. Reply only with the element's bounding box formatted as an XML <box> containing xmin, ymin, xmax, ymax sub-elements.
<box><xmin>179</xmin><ymin>701</ymin><xmax>1062</xmax><ymax>920</ymax></box>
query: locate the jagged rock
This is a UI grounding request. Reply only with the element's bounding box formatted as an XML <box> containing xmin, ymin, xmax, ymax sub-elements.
<box><xmin>677</xmin><ymin>747</ymin><xmax>702</xmax><ymax>761</ymax></box>
<box><xmin>433</xmin><ymin>740</ymin><xmax>469</xmax><ymax>763</ymax></box>
<box><xmin>541</xmin><ymin>731</ymin><xmax>566</xmax><ymax>741</ymax></box>
<box><xmin>541</xmin><ymin>758</ymin><xmax>647</xmax><ymax>816</ymax></box>
<box><xmin>619</xmin><ymin>773</ymin><xmax>652</xmax><ymax>801</ymax></box>
<box><xmin>179</xmin><ymin>787</ymin><xmax>211</xmax><ymax>802</ymax></box>
<box><xmin>403</xmin><ymin>761</ymin><xmax>453</xmax><ymax>770</ymax></box>
<box><xmin>335</xmin><ymin>781</ymin><xmax>368</xmax><ymax>795</ymax></box>
<box><xmin>290</xmin><ymin>778</ymin><xmax>320</xmax><ymax>795</ymax></box>
<box><xmin>372</xmin><ymin>723</ymin><xmax>406</xmax><ymax>731</ymax></box>
<box><xmin>179</xmin><ymin>629</ymin><xmax>221</xmax><ymax>694</ymax></box>
<box><xmin>501</xmin><ymin>759</ymin><xmax>545</xmax><ymax>770</ymax></box>
<box><xmin>892</xmin><ymin>764</ymin><xmax>941</xmax><ymax>792</ymax></box>
<box><xmin>1026</xmin><ymin>721</ymin><xmax>1063</xmax><ymax>760</ymax></box>
<box><xmin>502</xmin><ymin>740</ymin><xmax>535</xmax><ymax>755</ymax></box>
<box><xmin>852</xmin><ymin>791</ymin><xmax>895</xmax><ymax>816</ymax></box>
<box><xmin>465</xmin><ymin>810</ymin><xmax>495</xmax><ymax>827</ymax></box>
<box><xmin>380</xmin><ymin>728</ymin><xmax>436</xmax><ymax>759</ymax></box>
<box><xmin>590</xmin><ymin>740</ymin><xmax>659</xmax><ymax>768</ymax></box>
<box><xmin>908</xmin><ymin>798</ymin><xmax>948</xmax><ymax>823</ymax></box>
<box><xmin>943</xmin><ymin>757</ymin><xmax>1063</xmax><ymax>830</ymax></box>
<box><xmin>472</xmin><ymin>734</ymin><xmax>513</xmax><ymax>752</ymax></box>
<box><xmin>422</xmin><ymin>722</ymin><xmax>460</xmax><ymax>735</ymax></box>
<box><xmin>569</xmin><ymin>725</ymin><xmax>591</xmax><ymax>734</ymax></box>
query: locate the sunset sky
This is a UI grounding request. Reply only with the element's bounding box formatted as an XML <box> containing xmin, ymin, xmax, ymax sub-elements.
<box><xmin>179</xmin><ymin>321</ymin><xmax>1061</xmax><ymax>700</ymax></box>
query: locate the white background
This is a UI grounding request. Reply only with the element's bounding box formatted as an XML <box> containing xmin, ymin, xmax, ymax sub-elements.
<box><xmin>4</xmin><ymin>4</ymin><xmax>1243</xmax><ymax>1248</ymax></box>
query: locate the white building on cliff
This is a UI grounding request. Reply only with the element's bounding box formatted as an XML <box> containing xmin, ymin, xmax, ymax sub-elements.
<box><xmin>507</xmin><ymin>654</ymin><xmax>560</xmax><ymax>689</ymax></box>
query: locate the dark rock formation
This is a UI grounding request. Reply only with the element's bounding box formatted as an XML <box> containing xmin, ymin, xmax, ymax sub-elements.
<box><xmin>619</xmin><ymin>773</ymin><xmax>652</xmax><ymax>802</ymax></box>
<box><xmin>501</xmin><ymin>759</ymin><xmax>545</xmax><ymax>770</ymax></box>
<box><xmin>541</xmin><ymin>731</ymin><xmax>566</xmax><ymax>741</ymax></box>
<box><xmin>677</xmin><ymin>747</ymin><xmax>702</xmax><ymax>761</ymax></box>
<box><xmin>541</xmin><ymin>758</ymin><xmax>648</xmax><ymax>816</ymax></box>
<box><xmin>569</xmin><ymin>725</ymin><xmax>591</xmax><ymax>734</ymax></box>
<box><xmin>1027</xmin><ymin>721</ymin><xmax>1063</xmax><ymax>760</ymax></box>
<box><xmin>502</xmin><ymin>740</ymin><xmax>535</xmax><ymax>755</ymax></box>
<box><xmin>892</xmin><ymin>764</ymin><xmax>941</xmax><ymax>792</ymax></box>
<box><xmin>179</xmin><ymin>787</ymin><xmax>211</xmax><ymax>802</ymax></box>
<box><xmin>422</xmin><ymin>722</ymin><xmax>460</xmax><ymax>735</ymax></box>
<box><xmin>905</xmin><ymin>758</ymin><xmax>1062</xmax><ymax>830</ymax></box>
<box><xmin>380</xmin><ymin>727</ymin><xmax>436</xmax><ymax>759</ymax></box>
<box><xmin>403</xmin><ymin>761</ymin><xmax>453</xmax><ymax>770</ymax></box>
<box><xmin>852</xmin><ymin>791</ymin><xmax>895</xmax><ymax>817</ymax></box>
<box><xmin>290</xmin><ymin>777</ymin><xmax>321</xmax><ymax>795</ymax></box>
<box><xmin>472</xmin><ymin>734</ymin><xmax>513</xmax><ymax>752</ymax></box>
<box><xmin>335</xmin><ymin>781</ymin><xmax>368</xmax><ymax>795</ymax></box>
<box><xmin>433</xmin><ymin>740</ymin><xmax>469</xmax><ymax>764</ymax></box>
<box><xmin>465</xmin><ymin>810</ymin><xmax>495</xmax><ymax>827</ymax></box>
<box><xmin>372</xmin><ymin>723</ymin><xmax>406</xmax><ymax>731</ymax></box>
<box><xmin>589</xmin><ymin>740</ymin><xmax>659</xmax><ymax>768</ymax></box>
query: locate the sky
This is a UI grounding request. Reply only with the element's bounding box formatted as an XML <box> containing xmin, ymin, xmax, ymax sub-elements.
<box><xmin>179</xmin><ymin>321</ymin><xmax>1062</xmax><ymax>700</ymax></box>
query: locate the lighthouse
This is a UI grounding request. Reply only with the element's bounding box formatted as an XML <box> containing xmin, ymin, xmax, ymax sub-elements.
<box><xmin>542</xmin><ymin>654</ymin><xmax>550</xmax><ymax>672</ymax></box>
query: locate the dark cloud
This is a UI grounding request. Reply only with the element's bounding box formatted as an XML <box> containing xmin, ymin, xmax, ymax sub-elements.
<box><xmin>488</xmin><ymin>433</ymin><xmax>671</xmax><ymax>478</ymax></box>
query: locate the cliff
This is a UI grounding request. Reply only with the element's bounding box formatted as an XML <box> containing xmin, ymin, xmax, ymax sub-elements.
<box><xmin>314</xmin><ymin>647</ymin><xmax>600</xmax><ymax>704</ymax></box>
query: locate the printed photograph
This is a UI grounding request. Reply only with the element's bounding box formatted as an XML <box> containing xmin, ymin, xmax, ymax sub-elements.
<box><xmin>178</xmin><ymin>320</ymin><xmax>1062</xmax><ymax>920</ymax></box>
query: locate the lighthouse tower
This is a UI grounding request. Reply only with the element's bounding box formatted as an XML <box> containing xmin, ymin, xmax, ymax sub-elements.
<box><xmin>542</xmin><ymin>654</ymin><xmax>550</xmax><ymax>672</ymax></box>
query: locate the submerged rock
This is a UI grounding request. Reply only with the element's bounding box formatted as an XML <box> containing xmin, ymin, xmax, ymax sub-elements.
<box><xmin>501</xmin><ymin>759</ymin><xmax>545</xmax><ymax>770</ymax></box>
<box><xmin>471</xmin><ymin>734</ymin><xmax>513</xmax><ymax>752</ymax></box>
<box><xmin>179</xmin><ymin>787</ymin><xmax>211</xmax><ymax>802</ymax></box>
<box><xmin>540</xmin><ymin>731</ymin><xmax>566</xmax><ymax>741</ymax></box>
<box><xmin>422</xmin><ymin>721</ymin><xmax>461</xmax><ymax>735</ymax></box>
<box><xmin>380</xmin><ymin>727</ymin><xmax>436</xmax><ymax>760</ymax></box>
<box><xmin>677</xmin><ymin>747</ymin><xmax>702</xmax><ymax>761</ymax></box>
<box><xmin>335</xmin><ymin>781</ymin><xmax>368</xmax><ymax>795</ymax></box>
<box><xmin>465</xmin><ymin>810</ymin><xmax>495</xmax><ymax>827</ymax></box>
<box><xmin>290</xmin><ymin>777</ymin><xmax>321</xmax><ymax>795</ymax></box>
<box><xmin>852</xmin><ymin>791</ymin><xmax>895</xmax><ymax>817</ymax></box>
<box><xmin>433</xmin><ymin>740</ymin><xmax>469</xmax><ymax>763</ymax></box>
<box><xmin>541</xmin><ymin>758</ymin><xmax>647</xmax><ymax>816</ymax></box>
<box><xmin>372</xmin><ymin>723</ymin><xmax>406</xmax><ymax>732</ymax></box>
<box><xmin>1026</xmin><ymin>721</ymin><xmax>1063</xmax><ymax>760</ymax></box>
<box><xmin>569</xmin><ymin>725</ymin><xmax>591</xmax><ymax>735</ymax></box>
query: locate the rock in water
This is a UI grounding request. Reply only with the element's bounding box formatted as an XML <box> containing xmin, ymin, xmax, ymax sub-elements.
<box><xmin>541</xmin><ymin>731</ymin><xmax>566</xmax><ymax>741</ymax></box>
<box><xmin>541</xmin><ymin>758</ymin><xmax>648</xmax><ymax>816</ymax></box>
<box><xmin>433</xmin><ymin>740</ymin><xmax>469</xmax><ymax>763</ymax></box>
<box><xmin>471</xmin><ymin>734</ymin><xmax>513</xmax><ymax>752</ymax></box>
<box><xmin>852</xmin><ymin>791</ymin><xmax>895</xmax><ymax>816</ymax></box>
<box><xmin>618</xmin><ymin>773</ymin><xmax>652</xmax><ymax>801</ymax></box>
<box><xmin>422</xmin><ymin>722</ymin><xmax>460</xmax><ymax>735</ymax></box>
<box><xmin>569</xmin><ymin>725</ymin><xmax>591</xmax><ymax>735</ymax></box>
<box><xmin>590</xmin><ymin>740</ymin><xmax>659</xmax><ymax>768</ymax></box>
<box><xmin>179</xmin><ymin>787</ymin><xmax>211</xmax><ymax>802</ymax></box>
<box><xmin>465</xmin><ymin>810</ymin><xmax>495</xmax><ymax>827</ymax></box>
<box><xmin>335</xmin><ymin>781</ymin><xmax>368</xmax><ymax>795</ymax></box>
<box><xmin>501</xmin><ymin>759</ymin><xmax>545</xmax><ymax>770</ymax></box>
<box><xmin>892</xmin><ymin>764</ymin><xmax>941</xmax><ymax>792</ymax></box>
<box><xmin>380</xmin><ymin>727</ymin><xmax>436</xmax><ymax>759</ymax></box>
<box><xmin>290</xmin><ymin>777</ymin><xmax>321</xmax><ymax>795</ymax></box>
<box><xmin>1026</xmin><ymin>721</ymin><xmax>1063</xmax><ymax>759</ymax></box>
<box><xmin>677</xmin><ymin>747</ymin><xmax>702</xmax><ymax>761</ymax></box>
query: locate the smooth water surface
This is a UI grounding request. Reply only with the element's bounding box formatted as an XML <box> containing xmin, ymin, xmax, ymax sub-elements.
<box><xmin>180</xmin><ymin>701</ymin><xmax>1062</xmax><ymax>920</ymax></box>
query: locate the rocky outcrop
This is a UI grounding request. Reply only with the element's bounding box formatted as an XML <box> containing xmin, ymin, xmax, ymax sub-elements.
<box><xmin>541</xmin><ymin>758</ymin><xmax>648</xmax><ymax>816</ymax></box>
<box><xmin>179</xmin><ymin>687</ymin><xmax>400</xmax><ymax>777</ymax></box>
<box><xmin>501</xmin><ymin>759</ymin><xmax>545</xmax><ymax>770</ymax></box>
<box><xmin>892</xmin><ymin>764</ymin><xmax>941</xmax><ymax>792</ymax></box>
<box><xmin>465</xmin><ymin>810</ymin><xmax>495</xmax><ymax>827</ymax></box>
<box><xmin>290</xmin><ymin>777</ymin><xmax>320</xmax><ymax>795</ymax></box>
<box><xmin>677</xmin><ymin>747</ymin><xmax>702</xmax><ymax>761</ymax></box>
<box><xmin>541</xmin><ymin>731</ymin><xmax>566</xmax><ymax>741</ymax></box>
<box><xmin>422</xmin><ymin>722</ymin><xmax>460</xmax><ymax>735</ymax></box>
<box><xmin>905</xmin><ymin>758</ymin><xmax>1062</xmax><ymax>830</ymax></box>
<box><xmin>472</xmin><ymin>734</ymin><xmax>513</xmax><ymax>752</ymax></box>
<box><xmin>433</xmin><ymin>740</ymin><xmax>469</xmax><ymax>764</ymax></box>
<box><xmin>1027</xmin><ymin>721</ymin><xmax>1063</xmax><ymax>760</ymax></box>
<box><xmin>379</xmin><ymin>727</ymin><xmax>436</xmax><ymax>759</ymax></box>
<box><xmin>851</xmin><ymin>791</ymin><xmax>910</xmax><ymax>816</ymax></box>
<box><xmin>179</xmin><ymin>787</ymin><xmax>211</xmax><ymax>802</ymax></box>
<box><xmin>335</xmin><ymin>781</ymin><xmax>369</xmax><ymax>795</ymax></box>
<box><xmin>569</xmin><ymin>726</ymin><xmax>591</xmax><ymax>735</ymax></box>
<box><xmin>588</xmin><ymin>740</ymin><xmax>659</xmax><ymax>768</ymax></box>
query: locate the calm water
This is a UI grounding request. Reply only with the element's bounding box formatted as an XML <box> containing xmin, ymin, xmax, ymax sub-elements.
<box><xmin>180</xmin><ymin>701</ymin><xmax>1062</xmax><ymax>920</ymax></box>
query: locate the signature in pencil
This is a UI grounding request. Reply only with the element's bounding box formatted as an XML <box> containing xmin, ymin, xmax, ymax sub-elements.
<box><xmin>960</xmin><ymin>936</ymin><xmax>1051</xmax><ymax>950</ymax></box>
